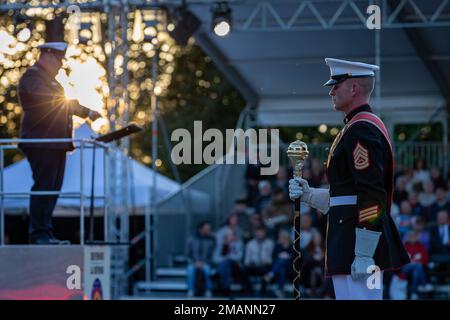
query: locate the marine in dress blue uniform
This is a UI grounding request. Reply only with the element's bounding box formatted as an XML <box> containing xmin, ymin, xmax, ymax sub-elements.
<box><xmin>18</xmin><ymin>42</ymin><xmax>101</xmax><ymax>244</ymax></box>
<box><xmin>289</xmin><ymin>58</ymin><xmax>410</xmax><ymax>299</ymax></box>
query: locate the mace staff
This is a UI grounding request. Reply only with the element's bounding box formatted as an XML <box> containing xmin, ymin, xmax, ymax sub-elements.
<box><xmin>287</xmin><ymin>140</ymin><xmax>309</xmax><ymax>300</ymax></box>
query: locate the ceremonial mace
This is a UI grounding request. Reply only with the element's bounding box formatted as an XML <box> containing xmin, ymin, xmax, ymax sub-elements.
<box><xmin>287</xmin><ymin>140</ymin><xmax>309</xmax><ymax>300</ymax></box>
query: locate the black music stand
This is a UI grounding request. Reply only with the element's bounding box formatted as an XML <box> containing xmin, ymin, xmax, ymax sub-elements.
<box><xmin>87</xmin><ymin>123</ymin><xmax>143</xmax><ymax>244</ymax></box>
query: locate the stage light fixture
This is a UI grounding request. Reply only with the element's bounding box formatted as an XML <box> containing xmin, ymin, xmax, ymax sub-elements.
<box><xmin>167</xmin><ymin>5</ymin><xmax>201</xmax><ymax>46</ymax></box>
<box><xmin>211</xmin><ymin>2</ymin><xmax>232</xmax><ymax>37</ymax></box>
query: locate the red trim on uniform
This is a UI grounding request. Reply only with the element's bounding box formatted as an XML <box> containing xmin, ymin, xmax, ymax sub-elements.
<box><xmin>347</xmin><ymin>112</ymin><xmax>393</xmax><ymax>152</ymax></box>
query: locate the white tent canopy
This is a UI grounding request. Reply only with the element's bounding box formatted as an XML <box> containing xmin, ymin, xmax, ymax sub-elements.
<box><xmin>2</xmin><ymin>124</ymin><xmax>210</xmax><ymax>215</ymax></box>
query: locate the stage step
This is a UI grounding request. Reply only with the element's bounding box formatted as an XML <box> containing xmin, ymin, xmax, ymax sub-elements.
<box><xmin>135</xmin><ymin>279</ymin><xmax>187</xmax><ymax>292</ymax></box>
<box><xmin>156</xmin><ymin>267</ymin><xmax>187</xmax><ymax>278</ymax></box>
<box><xmin>156</xmin><ymin>267</ymin><xmax>218</xmax><ymax>278</ymax></box>
<box><xmin>134</xmin><ymin>264</ymin><xmax>296</xmax><ymax>299</ymax></box>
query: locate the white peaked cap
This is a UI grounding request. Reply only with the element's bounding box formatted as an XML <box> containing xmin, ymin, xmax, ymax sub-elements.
<box><xmin>323</xmin><ymin>57</ymin><xmax>379</xmax><ymax>86</ymax></box>
<box><xmin>37</xmin><ymin>42</ymin><xmax>68</xmax><ymax>53</ymax></box>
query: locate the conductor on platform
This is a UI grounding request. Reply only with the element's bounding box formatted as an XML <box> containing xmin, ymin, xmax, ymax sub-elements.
<box><xmin>18</xmin><ymin>42</ymin><xmax>101</xmax><ymax>245</ymax></box>
<box><xmin>289</xmin><ymin>58</ymin><xmax>410</xmax><ymax>299</ymax></box>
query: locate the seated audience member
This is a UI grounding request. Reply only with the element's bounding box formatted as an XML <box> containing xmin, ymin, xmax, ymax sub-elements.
<box><xmin>447</xmin><ymin>180</ymin><xmax>450</xmax><ymax>202</ymax></box>
<box><xmin>390</xmin><ymin>202</ymin><xmax>400</xmax><ymax>224</ymax></box>
<box><xmin>264</xmin><ymin>230</ymin><xmax>293</xmax><ymax>298</ymax></box>
<box><xmin>185</xmin><ymin>221</ymin><xmax>216</xmax><ymax>297</ymax></box>
<box><xmin>429</xmin><ymin>187</ymin><xmax>450</xmax><ymax>223</ymax></box>
<box><xmin>429</xmin><ymin>210</ymin><xmax>450</xmax><ymax>256</ymax></box>
<box><xmin>273</xmin><ymin>166</ymin><xmax>289</xmax><ymax>195</ymax></box>
<box><xmin>245</xmin><ymin>172</ymin><xmax>260</xmax><ymax>208</ymax></box>
<box><xmin>301</xmin><ymin>168</ymin><xmax>312</xmax><ymax>182</ymax></box>
<box><xmin>242</xmin><ymin>227</ymin><xmax>274</xmax><ymax>295</ymax></box>
<box><xmin>401</xmin><ymin>231</ymin><xmax>432</xmax><ymax>299</ymax></box>
<box><xmin>408</xmin><ymin>192</ymin><xmax>424</xmax><ymax>217</ymax></box>
<box><xmin>262</xmin><ymin>187</ymin><xmax>292</xmax><ymax>236</ymax></box>
<box><xmin>397</xmin><ymin>200</ymin><xmax>416</xmax><ymax>238</ymax></box>
<box><xmin>301</xmin><ymin>232</ymin><xmax>326</xmax><ymax>298</ymax></box>
<box><xmin>247</xmin><ymin>213</ymin><xmax>264</xmax><ymax>239</ymax></box>
<box><xmin>411</xmin><ymin>216</ymin><xmax>430</xmax><ymax>250</ymax></box>
<box><xmin>412</xmin><ymin>159</ymin><xmax>430</xmax><ymax>186</ymax></box>
<box><xmin>310</xmin><ymin>158</ymin><xmax>324</xmax><ymax>188</ymax></box>
<box><xmin>232</xmin><ymin>199</ymin><xmax>252</xmax><ymax>242</ymax></box>
<box><xmin>255</xmin><ymin>180</ymin><xmax>272</xmax><ymax>214</ymax></box>
<box><xmin>393</xmin><ymin>176</ymin><xmax>409</xmax><ymax>205</ymax></box>
<box><xmin>418</xmin><ymin>180</ymin><xmax>436</xmax><ymax>210</ymax></box>
<box><xmin>299</xmin><ymin>212</ymin><xmax>320</xmax><ymax>250</ymax></box>
<box><xmin>215</xmin><ymin>213</ymin><xmax>243</xmax><ymax>250</ymax></box>
<box><xmin>310</xmin><ymin>207</ymin><xmax>327</xmax><ymax>237</ymax></box>
<box><xmin>213</xmin><ymin>230</ymin><xmax>244</xmax><ymax>295</ymax></box>
<box><xmin>394</xmin><ymin>164</ymin><xmax>406</xmax><ymax>181</ymax></box>
<box><xmin>430</xmin><ymin>167</ymin><xmax>446</xmax><ymax>190</ymax></box>
<box><xmin>403</xmin><ymin>168</ymin><xmax>415</xmax><ymax>193</ymax></box>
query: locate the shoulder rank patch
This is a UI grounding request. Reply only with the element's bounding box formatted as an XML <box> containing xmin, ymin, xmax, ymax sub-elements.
<box><xmin>353</xmin><ymin>141</ymin><xmax>369</xmax><ymax>170</ymax></box>
<box><xmin>358</xmin><ymin>205</ymin><xmax>379</xmax><ymax>223</ymax></box>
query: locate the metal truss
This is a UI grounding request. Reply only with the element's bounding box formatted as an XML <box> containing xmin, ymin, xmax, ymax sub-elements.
<box><xmin>2</xmin><ymin>0</ymin><xmax>449</xmax><ymax>30</ymax></box>
<box><xmin>234</xmin><ymin>0</ymin><xmax>450</xmax><ymax>31</ymax></box>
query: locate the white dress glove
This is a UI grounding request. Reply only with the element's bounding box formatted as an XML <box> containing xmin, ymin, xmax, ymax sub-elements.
<box><xmin>351</xmin><ymin>228</ymin><xmax>382</xmax><ymax>281</ymax></box>
<box><xmin>288</xmin><ymin>178</ymin><xmax>330</xmax><ymax>214</ymax></box>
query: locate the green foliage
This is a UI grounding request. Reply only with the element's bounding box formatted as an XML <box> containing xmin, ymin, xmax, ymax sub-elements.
<box><xmin>129</xmin><ymin>43</ymin><xmax>246</xmax><ymax>181</ymax></box>
<box><xmin>394</xmin><ymin>122</ymin><xmax>445</xmax><ymax>142</ymax></box>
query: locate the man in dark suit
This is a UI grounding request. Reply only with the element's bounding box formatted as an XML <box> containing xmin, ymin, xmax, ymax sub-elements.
<box><xmin>430</xmin><ymin>210</ymin><xmax>450</xmax><ymax>255</ymax></box>
<box><xmin>18</xmin><ymin>42</ymin><xmax>101</xmax><ymax>245</ymax></box>
<box><xmin>428</xmin><ymin>187</ymin><xmax>450</xmax><ymax>222</ymax></box>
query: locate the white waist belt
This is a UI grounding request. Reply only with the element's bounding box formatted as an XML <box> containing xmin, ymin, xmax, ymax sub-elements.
<box><xmin>330</xmin><ymin>195</ymin><xmax>357</xmax><ymax>207</ymax></box>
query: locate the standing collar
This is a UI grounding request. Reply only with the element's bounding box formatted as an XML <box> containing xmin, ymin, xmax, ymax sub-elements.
<box><xmin>35</xmin><ymin>61</ymin><xmax>56</xmax><ymax>82</ymax></box>
<box><xmin>35</xmin><ymin>61</ymin><xmax>46</xmax><ymax>74</ymax></box>
<box><xmin>344</xmin><ymin>104</ymin><xmax>372</xmax><ymax>124</ymax></box>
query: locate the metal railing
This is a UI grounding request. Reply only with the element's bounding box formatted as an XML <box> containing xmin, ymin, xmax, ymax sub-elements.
<box><xmin>395</xmin><ymin>142</ymin><xmax>447</xmax><ymax>172</ymax></box>
<box><xmin>0</xmin><ymin>138</ymin><xmax>110</xmax><ymax>245</ymax></box>
<box><xmin>305</xmin><ymin>142</ymin><xmax>447</xmax><ymax>172</ymax></box>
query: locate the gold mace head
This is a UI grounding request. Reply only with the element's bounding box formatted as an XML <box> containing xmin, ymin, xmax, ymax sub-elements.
<box><xmin>287</xmin><ymin>140</ymin><xmax>309</xmax><ymax>178</ymax></box>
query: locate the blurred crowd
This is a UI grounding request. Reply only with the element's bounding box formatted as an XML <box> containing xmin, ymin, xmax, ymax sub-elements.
<box><xmin>185</xmin><ymin>158</ymin><xmax>450</xmax><ymax>299</ymax></box>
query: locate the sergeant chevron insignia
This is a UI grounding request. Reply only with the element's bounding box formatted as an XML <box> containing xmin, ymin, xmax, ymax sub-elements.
<box><xmin>353</xmin><ymin>142</ymin><xmax>369</xmax><ymax>170</ymax></box>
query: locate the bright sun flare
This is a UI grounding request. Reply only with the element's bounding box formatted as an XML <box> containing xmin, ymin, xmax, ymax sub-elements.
<box><xmin>55</xmin><ymin>54</ymin><xmax>108</xmax><ymax>133</ymax></box>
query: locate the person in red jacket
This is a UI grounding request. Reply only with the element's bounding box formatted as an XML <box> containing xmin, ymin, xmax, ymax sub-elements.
<box><xmin>401</xmin><ymin>230</ymin><xmax>432</xmax><ymax>299</ymax></box>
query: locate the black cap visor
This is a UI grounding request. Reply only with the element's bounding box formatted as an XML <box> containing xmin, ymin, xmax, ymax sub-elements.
<box><xmin>323</xmin><ymin>73</ymin><xmax>373</xmax><ymax>87</ymax></box>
